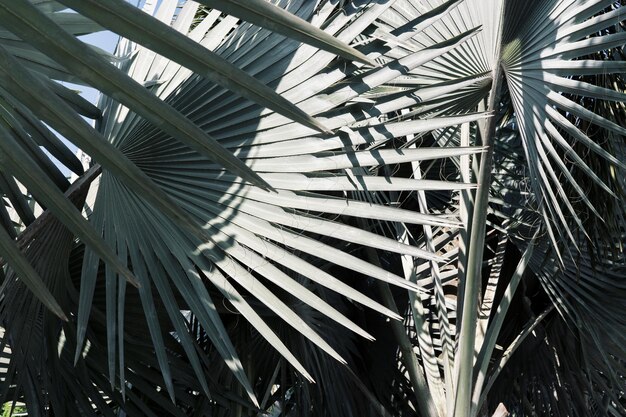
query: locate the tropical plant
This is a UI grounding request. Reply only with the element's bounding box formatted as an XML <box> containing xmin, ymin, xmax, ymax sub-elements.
<box><xmin>0</xmin><ymin>0</ymin><xmax>624</xmax><ymax>416</ymax></box>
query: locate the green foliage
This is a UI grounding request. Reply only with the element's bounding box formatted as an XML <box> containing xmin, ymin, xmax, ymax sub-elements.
<box><xmin>0</xmin><ymin>1</ymin><xmax>624</xmax><ymax>416</ymax></box>
<box><xmin>1</xmin><ymin>403</ymin><xmax>25</xmax><ymax>417</ymax></box>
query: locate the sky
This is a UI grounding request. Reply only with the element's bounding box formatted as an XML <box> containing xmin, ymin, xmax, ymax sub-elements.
<box><xmin>75</xmin><ymin>31</ymin><xmax>120</xmax><ymax>104</ymax></box>
<box><xmin>54</xmin><ymin>30</ymin><xmax>119</xmax><ymax>176</ymax></box>
<box><xmin>55</xmin><ymin>1</ymin><xmax>158</xmax><ymax>175</ymax></box>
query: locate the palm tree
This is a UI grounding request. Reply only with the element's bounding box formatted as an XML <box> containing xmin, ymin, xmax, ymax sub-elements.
<box><xmin>0</xmin><ymin>0</ymin><xmax>624</xmax><ymax>416</ymax></box>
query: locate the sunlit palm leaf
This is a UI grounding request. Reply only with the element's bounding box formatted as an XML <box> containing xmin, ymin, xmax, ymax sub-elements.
<box><xmin>0</xmin><ymin>1</ymin><xmax>624</xmax><ymax>416</ymax></box>
<box><xmin>83</xmin><ymin>1</ymin><xmax>484</xmax><ymax>413</ymax></box>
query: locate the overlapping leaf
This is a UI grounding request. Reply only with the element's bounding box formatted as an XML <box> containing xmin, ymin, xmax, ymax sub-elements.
<box><xmin>82</xmin><ymin>1</ymin><xmax>484</xmax><ymax>413</ymax></box>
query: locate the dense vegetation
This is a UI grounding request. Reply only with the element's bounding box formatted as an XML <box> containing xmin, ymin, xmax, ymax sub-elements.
<box><xmin>0</xmin><ymin>1</ymin><xmax>624</xmax><ymax>416</ymax></box>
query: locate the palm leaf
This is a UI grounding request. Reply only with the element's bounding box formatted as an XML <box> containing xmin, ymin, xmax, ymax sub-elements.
<box><xmin>0</xmin><ymin>1</ymin><xmax>624</xmax><ymax>416</ymax></box>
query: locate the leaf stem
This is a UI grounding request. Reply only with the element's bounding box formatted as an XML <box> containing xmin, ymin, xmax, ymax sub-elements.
<box><xmin>0</xmin><ymin>164</ymin><xmax>102</xmax><ymax>267</ymax></box>
<box><xmin>452</xmin><ymin>58</ymin><xmax>506</xmax><ymax>417</ymax></box>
